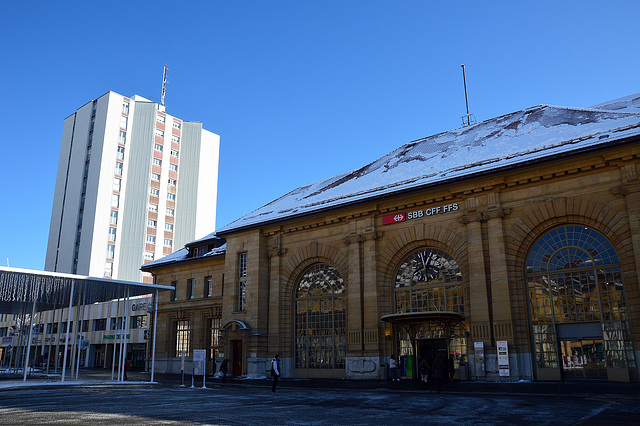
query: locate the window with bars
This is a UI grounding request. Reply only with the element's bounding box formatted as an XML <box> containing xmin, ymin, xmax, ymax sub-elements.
<box><xmin>294</xmin><ymin>264</ymin><xmax>346</xmax><ymax>370</ymax></box>
<box><xmin>175</xmin><ymin>320</ymin><xmax>191</xmax><ymax>357</ymax></box>
<box><xmin>208</xmin><ymin>318</ymin><xmax>221</xmax><ymax>361</ymax></box>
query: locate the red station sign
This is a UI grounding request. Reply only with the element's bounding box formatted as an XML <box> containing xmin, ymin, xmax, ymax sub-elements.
<box><xmin>382</xmin><ymin>213</ymin><xmax>406</xmax><ymax>225</ymax></box>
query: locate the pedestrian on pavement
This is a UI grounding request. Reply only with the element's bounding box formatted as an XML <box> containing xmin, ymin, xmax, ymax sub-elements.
<box><xmin>431</xmin><ymin>353</ymin><xmax>446</xmax><ymax>393</ymax></box>
<box><xmin>124</xmin><ymin>358</ymin><xmax>131</xmax><ymax>380</ymax></box>
<box><xmin>419</xmin><ymin>357</ymin><xmax>430</xmax><ymax>384</ymax></box>
<box><xmin>389</xmin><ymin>355</ymin><xmax>399</xmax><ymax>382</ymax></box>
<box><xmin>220</xmin><ymin>359</ymin><xmax>229</xmax><ymax>383</ymax></box>
<box><xmin>448</xmin><ymin>354</ymin><xmax>456</xmax><ymax>381</ymax></box>
<box><xmin>271</xmin><ymin>354</ymin><xmax>280</xmax><ymax>395</ymax></box>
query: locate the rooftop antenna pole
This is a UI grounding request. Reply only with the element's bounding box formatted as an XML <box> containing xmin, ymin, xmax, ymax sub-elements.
<box><xmin>461</xmin><ymin>64</ymin><xmax>472</xmax><ymax>126</ymax></box>
<box><xmin>161</xmin><ymin>65</ymin><xmax>168</xmax><ymax>107</ymax></box>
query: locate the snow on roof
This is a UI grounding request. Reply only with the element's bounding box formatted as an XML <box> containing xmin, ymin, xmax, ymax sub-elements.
<box><xmin>590</xmin><ymin>92</ymin><xmax>640</xmax><ymax>114</ymax></box>
<box><xmin>218</xmin><ymin>103</ymin><xmax>640</xmax><ymax>235</ymax></box>
<box><xmin>141</xmin><ymin>243</ymin><xmax>227</xmax><ymax>270</ymax></box>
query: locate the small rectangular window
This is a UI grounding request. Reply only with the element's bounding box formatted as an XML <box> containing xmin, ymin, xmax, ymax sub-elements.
<box><xmin>156</xmin><ymin>114</ymin><xmax>165</xmax><ymax>124</ymax></box>
<box><xmin>171</xmin><ymin>135</ymin><xmax>180</xmax><ymax>144</ymax></box>
<box><xmin>147</xmin><ymin>219</ymin><xmax>157</xmax><ymax>227</ymax></box>
<box><xmin>154</xmin><ymin>143</ymin><xmax>163</xmax><ymax>152</ymax></box>
<box><xmin>164</xmin><ymin>238</ymin><xmax>173</xmax><ymax>247</ymax></box>
<box><xmin>167</xmin><ymin>193</ymin><xmax>176</xmax><ymax>201</ymax></box>
<box><xmin>144</xmin><ymin>251</ymin><xmax>155</xmax><ymax>260</ymax></box>
<box><xmin>168</xmin><ymin>178</ymin><xmax>177</xmax><ymax>186</ymax></box>
<box><xmin>110</xmin><ymin>210</ymin><xmax>118</xmax><ymax>225</ymax></box>
<box><xmin>111</xmin><ymin>194</ymin><xmax>120</xmax><ymax>208</ymax></box>
<box><xmin>238</xmin><ymin>253</ymin><xmax>247</xmax><ymax>311</ymax></box>
<box><xmin>165</xmin><ymin>223</ymin><xmax>174</xmax><ymax>231</ymax></box>
<box><xmin>104</xmin><ymin>262</ymin><xmax>113</xmax><ymax>277</ymax></box>
<box><xmin>106</xmin><ymin>244</ymin><xmax>115</xmax><ymax>259</ymax></box>
<box><xmin>169</xmin><ymin>163</ymin><xmax>178</xmax><ymax>172</ymax></box>
<box><xmin>117</xmin><ymin>146</ymin><xmax>125</xmax><ymax>160</ymax></box>
<box><xmin>146</xmin><ymin>235</ymin><xmax>156</xmax><ymax>244</ymax></box>
<box><xmin>119</xmin><ymin>130</ymin><xmax>126</xmax><ymax>144</ymax></box>
<box><xmin>122</xmin><ymin>102</ymin><xmax>129</xmax><ymax>114</ymax></box>
<box><xmin>151</xmin><ymin>173</ymin><xmax>161</xmax><ymax>181</ymax></box>
<box><xmin>150</xmin><ymin>188</ymin><xmax>160</xmax><ymax>197</ymax></box>
<box><xmin>148</xmin><ymin>204</ymin><xmax>158</xmax><ymax>213</ymax></box>
<box><xmin>188</xmin><ymin>278</ymin><xmax>194</xmax><ymax>299</ymax></box>
<box><xmin>171</xmin><ymin>149</ymin><xmax>179</xmax><ymax>158</ymax></box>
<box><xmin>113</xmin><ymin>178</ymin><xmax>121</xmax><ymax>192</ymax></box>
<box><xmin>108</xmin><ymin>227</ymin><xmax>116</xmax><ymax>242</ymax></box>
<box><xmin>166</xmin><ymin>208</ymin><xmax>175</xmax><ymax>216</ymax></box>
<box><xmin>173</xmin><ymin>121</ymin><xmax>181</xmax><ymax>130</ymax></box>
<box><xmin>153</xmin><ymin>158</ymin><xmax>162</xmax><ymax>167</ymax></box>
<box><xmin>205</xmin><ymin>276</ymin><xmax>212</xmax><ymax>298</ymax></box>
<box><xmin>155</xmin><ymin>128</ymin><xmax>164</xmax><ymax>138</ymax></box>
<box><xmin>120</xmin><ymin>116</ymin><xmax>128</xmax><ymax>130</ymax></box>
<box><xmin>115</xmin><ymin>161</ymin><xmax>123</xmax><ymax>176</ymax></box>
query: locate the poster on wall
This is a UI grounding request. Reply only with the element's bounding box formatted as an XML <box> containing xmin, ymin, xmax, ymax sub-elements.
<box><xmin>474</xmin><ymin>341</ymin><xmax>485</xmax><ymax>375</ymax></box>
<box><xmin>497</xmin><ymin>340</ymin><xmax>509</xmax><ymax>377</ymax></box>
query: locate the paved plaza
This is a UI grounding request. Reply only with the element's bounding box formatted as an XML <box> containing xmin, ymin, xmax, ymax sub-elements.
<box><xmin>0</xmin><ymin>372</ymin><xmax>639</xmax><ymax>425</ymax></box>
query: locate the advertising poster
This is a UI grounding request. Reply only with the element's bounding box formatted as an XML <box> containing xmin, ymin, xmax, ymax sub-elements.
<box><xmin>474</xmin><ymin>341</ymin><xmax>485</xmax><ymax>375</ymax></box>
<box><xmin>497</xmin><ymin>340</ymin><xmax>510</xmax><ymax>377</ymax></box>
<box><xmin>193</xmin><ymin>349</ymin><xmax>206</xmax><ymax>376</ymax></box>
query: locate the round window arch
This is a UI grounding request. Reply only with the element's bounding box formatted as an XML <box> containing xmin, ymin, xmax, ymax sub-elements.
<box><xmin>394</xmin><ymin>248</ymin><xmax>463</xmax><ymax>314</ymax></box>
<box><xmin>294</xmin><ymin>264</ymin><xmax>346</xmax><ymax>373</ymax></box>
<box><xmin>525</xmin><ymin>225</ymin><xmax>635</xmax><ymax>373</ymax></box>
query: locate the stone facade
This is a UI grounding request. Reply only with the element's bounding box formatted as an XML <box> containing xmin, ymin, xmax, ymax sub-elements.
<box><xmin>145</xmin><ymin>140</ymin><xmax>640</xmax><ymax>382</ymax></box>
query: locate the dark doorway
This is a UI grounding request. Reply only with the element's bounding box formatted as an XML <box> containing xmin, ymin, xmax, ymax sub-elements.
<box><xmin>231</xmin><ymin>340</ymin><xmax>242</xmax><ymax>376</ymax></box>
<box><xmin>418</xmin><ymin>338</ymin><xmax>447</xmax><ymax>365</ymax></box>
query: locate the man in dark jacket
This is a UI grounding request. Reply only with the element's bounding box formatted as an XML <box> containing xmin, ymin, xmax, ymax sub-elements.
<box><xmin>431</xmin><ymin>353</ymin><xmax>446</xmax><ymax>393</ymax></box>
<box><xmin>271</xmin><ymin>355</ymin><xmax>280</xmax><ymax>395</ymax></box>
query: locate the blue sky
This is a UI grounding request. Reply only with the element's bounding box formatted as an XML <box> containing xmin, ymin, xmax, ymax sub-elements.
<box><xmin>1</xmin><ymin>1</ymin><xmax>639</xmax><ymax>271</ymax></box>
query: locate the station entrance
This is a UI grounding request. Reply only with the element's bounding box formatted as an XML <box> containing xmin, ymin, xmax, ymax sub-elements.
<box><xmin>559</xmin><ymin>339</ymin><xmax>606</xmax><ymax>380</ymax></box>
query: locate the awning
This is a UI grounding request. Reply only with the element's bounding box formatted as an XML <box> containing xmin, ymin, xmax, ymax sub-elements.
<box><xmin>0</xmin><ymin>266</ymin><xmax>174</xmax><ymax>314</ymax></box>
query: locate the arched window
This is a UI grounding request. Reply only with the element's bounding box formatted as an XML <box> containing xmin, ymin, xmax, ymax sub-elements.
<box><xmin>394</xmin><ymin>248</ymin><xmax>463</xmax><ymax>314</ymax></box>
<box><xmin>526</xmin><ymin>225</ymin><xmax>635</xmax><ymax>374</ymax></box>
<box><xmin>294</xmin><ymin>264</ymin><xmax>346</xmax><ymax>372</ymax></box>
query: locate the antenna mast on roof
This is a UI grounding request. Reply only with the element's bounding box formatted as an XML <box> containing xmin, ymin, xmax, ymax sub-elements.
<box><xmin>161</xmin><ymin>65</ymin><xmax>168</xmax><ymax>106</ymax></box>
<box><xmin>460</xmin><ymin>64</ymin><xmax>476</xmax><ymax>126</ymax></box>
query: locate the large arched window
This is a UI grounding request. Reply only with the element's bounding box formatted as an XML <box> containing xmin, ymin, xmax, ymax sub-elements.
<box><xmin>394</xmin><ymin>248</ymin><xmax>463</xmax><ymax>314</ymax></box>
<box><xmin>294</xmin><ymin>264</ymin><xmax>346</xmax><ymax>373</ymax></box>
<box><xmin>526</xmin><ymin>225</ymin><xmax>635</xmax><ymax>374</ymax></box>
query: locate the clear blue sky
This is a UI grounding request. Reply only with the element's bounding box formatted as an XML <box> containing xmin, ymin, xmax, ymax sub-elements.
<box><xmin>1</xmin><ymin>1</ymin><xmax>638</xmax><ymax>271</ymax></box>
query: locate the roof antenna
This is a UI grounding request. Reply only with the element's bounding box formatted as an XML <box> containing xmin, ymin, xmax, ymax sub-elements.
<box><xmin>460</xmin><ymin>64</ymin><xmax>476</xmax><ymax>126</ymax></box>
<box><xmin>161</xmin><ymin>65</ymin><xmax>168</xmax><ymax>107</ymax></box>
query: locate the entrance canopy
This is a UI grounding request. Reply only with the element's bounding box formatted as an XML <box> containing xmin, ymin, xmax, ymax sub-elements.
<box><xmin>0</xmin><ymin>266</ymin><xmax>174</xmax><ymax>314</ymax></box>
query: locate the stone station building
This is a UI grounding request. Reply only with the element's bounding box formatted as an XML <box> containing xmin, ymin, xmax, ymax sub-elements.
<box><xmin>142</xmin><ymin>94</ymin><xmax>640</xmax><ymax>383</ymax></box>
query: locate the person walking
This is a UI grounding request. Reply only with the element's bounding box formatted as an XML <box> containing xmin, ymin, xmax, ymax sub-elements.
<box><xmin>389</xmin><ymin>355</ymin><xmax>399</xmax><ymax>382</ymax></box>
<box><xmin>271</xmin><ymin>354</ymin><xmax>280</xmax><ymax>395</ymax></box>
<box><xmin>124</xmin><ymin>358</ymin><xmax>131</xmax><ymax>380</ymax></box>
<box><xmin>419</xmin><ymin>357</ymin><xmax>430</xmax><ymax>385</ymax></box>
<box><xmin>448</xmin><ymin>354</ymin><xmax>456</xmax><ymax>381</ymax></box>
<box><xmin>220</xmin><ymin>359</ymin><xmax>229</xmax><ymax>383</ymax></box>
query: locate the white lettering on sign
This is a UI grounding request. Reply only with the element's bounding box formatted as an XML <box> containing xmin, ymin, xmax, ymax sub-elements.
<box><xmin>407</xmin><ymin>203</ymin><xmax>459</xmax><ymax>220</ymax></box>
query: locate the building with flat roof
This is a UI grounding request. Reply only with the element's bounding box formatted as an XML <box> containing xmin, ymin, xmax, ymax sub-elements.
<box><xmin>45</xmin><ymin>91</ymin><xmax>220</xmax><ymax>283</ymax></box>
<box><xmin>143</xmin><ymin>93</ymin><xmax>640</xmax><ymax>383</ymax></box>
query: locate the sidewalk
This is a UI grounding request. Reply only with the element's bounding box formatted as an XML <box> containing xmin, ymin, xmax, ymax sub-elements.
<box><xmin>2</xmin><ymin>369</ymin><xmax>639</xmax><ymax>398</ymax></box>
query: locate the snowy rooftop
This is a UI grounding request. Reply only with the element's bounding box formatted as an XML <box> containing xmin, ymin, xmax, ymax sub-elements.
<box><xmin>218</xmin><ymin>96</ymin><xmax>640</xmax><ymax>235</ymax></box>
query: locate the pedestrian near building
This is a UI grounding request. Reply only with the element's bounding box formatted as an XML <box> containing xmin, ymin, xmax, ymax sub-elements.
<box><xmin>271</xmin><ymin>355</ymin><xmax>280</xmax><ymax>395</ymax></box>
<box><xmin>389</xmin><ymin>355</ymin><xmax>399</xmax><ymax>381</ymax></box>
<box><xmin>419</xmin><ymin>357</ymin><xmax>430</xmax><ymax>384</ymax></box>
<box><xmin>220</xmin><ymin>359</ymin><xmax>229</xmax><ymax>383</ymax></box>
<box><xmin>448</xmin><ymin>354</ymin><xmax>455</xmax><ymax>381</ymax></box>
<box><xmin>124</xmin><ymin>358</ymin><xmax>131</xmax><ymax>380</ymax></box>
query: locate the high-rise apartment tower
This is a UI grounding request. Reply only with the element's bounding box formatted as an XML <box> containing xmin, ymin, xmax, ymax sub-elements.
<box><xmin>45</xmin><ymin>91</ymin><xmax>220</xmax><ymax>283</ymax></box>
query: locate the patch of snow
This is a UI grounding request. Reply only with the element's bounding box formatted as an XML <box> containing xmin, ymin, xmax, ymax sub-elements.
<box><xmin>218</xmin><ymin>103</ymin><xmax>640</xmax><ymax>234</ymax></box>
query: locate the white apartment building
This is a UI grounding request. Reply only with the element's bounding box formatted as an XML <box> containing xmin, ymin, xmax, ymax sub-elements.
<box><xmin>45</xmin><ymin>91</ymin><xmax>220</xmax><ymax>283</ymax></box>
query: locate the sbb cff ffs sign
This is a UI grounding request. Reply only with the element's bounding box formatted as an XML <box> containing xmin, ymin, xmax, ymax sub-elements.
<box><xmin>383</xmin><ymin>213</ymin><xmax>406</xmax><ymax>225</ymax></box>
